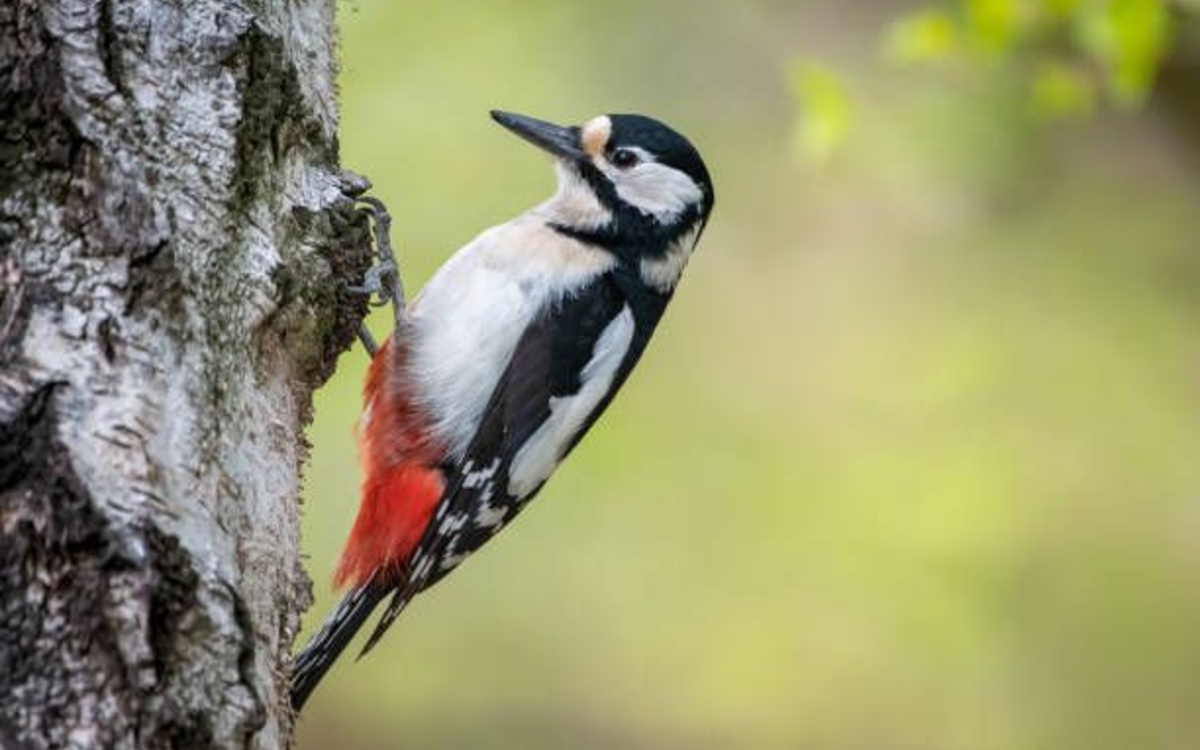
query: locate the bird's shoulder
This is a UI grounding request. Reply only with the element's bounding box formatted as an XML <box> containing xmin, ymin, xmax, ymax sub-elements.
<box><xmin>445</xmin><ymin>214</ymin><xmax>617</xmax><ymax>285</ymax></box>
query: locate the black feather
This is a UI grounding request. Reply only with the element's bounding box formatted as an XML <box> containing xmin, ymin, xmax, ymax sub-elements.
<box><xmin>290</xmin><ymin>575</ymin><xmax>389</xmax><ymax>711</ymax></box>
<box><xmin>397</xmin><ymin>273</ymin><xmax>663</xmax><ymax>596</ymax></box>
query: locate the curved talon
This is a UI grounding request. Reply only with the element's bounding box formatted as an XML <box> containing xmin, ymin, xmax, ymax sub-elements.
<box><xmin>356</xmin><ymin>195</ymin><xmax>390</xmax><ymax>218</ymax></box>
<box><xmin>347</xmin><ymin>259</ymin><xmax>398</xmax><ymax>305</ymax></box>
<box><xmin>346</xmin><ymin>193</ymin><xmax>409</xmax><ymax>355</ymax></box>
<box><xmin>354</xmin><ymin>195</ymin><xmax>407</xmax><ymax>329</ymax></box>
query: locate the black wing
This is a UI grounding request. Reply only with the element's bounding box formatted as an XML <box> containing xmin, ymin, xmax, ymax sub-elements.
<box><xmin>360</xmin><ymin>273</ymin><xmax>642</xmax><ymax>652</ymax></box>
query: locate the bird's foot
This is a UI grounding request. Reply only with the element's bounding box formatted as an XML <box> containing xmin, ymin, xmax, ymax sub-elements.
<box><xmin>345</xmin><ymin>257</ymin><xmax>398</xmax><ymax>305</ymax></box>
<box><xmin>345</xmin><ymin>195</ymin><xmax>409</xmax><ymax>355</ymax></box>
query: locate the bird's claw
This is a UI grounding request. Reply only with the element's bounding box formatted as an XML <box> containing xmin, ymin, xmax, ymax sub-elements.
<box><xmin>347</xmin><ymin>194</ymin><xmax>408</xmax><ymax>343</ymax></box>
<box><xmin>346</xmin><ymin>258</ymin><xmax>398</xmax><ymax>307</ymax></box>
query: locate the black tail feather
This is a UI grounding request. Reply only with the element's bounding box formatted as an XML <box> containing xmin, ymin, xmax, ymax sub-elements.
<box><xmin>290</xmin><ymin>578</ymin><xmax>389</xmax><ymax>711</ymax></box>
<box><xmin>358</xmin><ymin>585</ymin><xmax>418</xmax><ymax>658</ymax></box>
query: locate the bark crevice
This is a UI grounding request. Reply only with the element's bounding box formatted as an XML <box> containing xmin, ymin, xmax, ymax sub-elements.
<box><xmin>0</xmin><ymin>0</ymin><xmax>362</xmax><ymax>746</ymax></box>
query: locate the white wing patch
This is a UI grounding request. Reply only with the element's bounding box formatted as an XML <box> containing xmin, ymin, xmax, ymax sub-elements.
<box><xmin>507</xmin><ymin>305</ymin><xmax>635</xmax><ymax>498</ymax></box>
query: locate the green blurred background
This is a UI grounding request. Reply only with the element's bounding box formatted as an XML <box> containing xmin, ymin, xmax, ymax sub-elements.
<box><xmin>297</xmin><ymin>1</ymin><xmax>1200</xmax><ymax>748</ymax></box>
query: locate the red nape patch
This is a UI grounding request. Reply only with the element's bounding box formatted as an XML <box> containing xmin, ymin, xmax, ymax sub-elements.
<box><xmin>333</xmin><ymin>463</ymin><xmax>445</xmax><ymax>590</ymax></box>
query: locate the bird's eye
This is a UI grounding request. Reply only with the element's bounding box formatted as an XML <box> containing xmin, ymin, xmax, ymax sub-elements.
<box><xmin>610</xmin><ymin>148</ymin><xmax>640</xmax><ymax>169</ymax></box>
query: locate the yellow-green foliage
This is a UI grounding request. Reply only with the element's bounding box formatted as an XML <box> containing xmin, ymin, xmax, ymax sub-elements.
<box><xmin>796</xmin><ymin>0</ymin><xmax>1184</xmax><ymax>158</ymax></box>
<box><xmin>789</xmin><ymin>63</ymin><xmax>853</xmax><ymax>162</ymax></box>
<box><xmin>888</xmin><ymin>0</ymin><xmax>1174</xmax><ymax>104</ymax></box>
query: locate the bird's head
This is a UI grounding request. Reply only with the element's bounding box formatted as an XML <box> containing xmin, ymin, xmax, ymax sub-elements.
<box><xmin>492</xmin><ymin>110</ymin><xmax>713</xmax><ymax>287</ymax></box>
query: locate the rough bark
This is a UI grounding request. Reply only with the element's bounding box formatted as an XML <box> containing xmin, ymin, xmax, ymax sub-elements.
<box><xmin>0</xmin><ymin>0</ymin><xmax>370</xmax><ymax>747</ymax></box>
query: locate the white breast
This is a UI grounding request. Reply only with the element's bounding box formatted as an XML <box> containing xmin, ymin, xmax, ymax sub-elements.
<box><xmin>406</xmin><ymin>214</ymin><xmax>616</xmax><ymax>459</ymax></box>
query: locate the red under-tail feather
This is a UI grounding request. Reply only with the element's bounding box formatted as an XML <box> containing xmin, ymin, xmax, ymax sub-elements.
<box><xmin>292</xmin><ymin>337</ymin><xmax>445</xmax><ymax>710</ymax></box>
<box><xmin>333</xmin><ymin>336</ymin><xmax>445</xmax><ymax>590</ymax></box>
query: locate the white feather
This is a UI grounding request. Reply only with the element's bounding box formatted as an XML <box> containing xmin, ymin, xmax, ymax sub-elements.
<box><xmin>640</xmin><ymin>220</ymin><xmax>702</xmax><ymax>293</ymax></box>
<box><xmin>407</xmin><ymin>211</ymin><xmax>615</xmax><ymax>459</ymax></box>
<box><xmin>537</xmin><ymin>162</ymin><xmax>612</xmax><ymax>230</ymax></box>
<box><xmin>598</xmin><ymin>157</ymin><xmax>704</xmax><ymax>222</ymax></box>
<box><xmin>507</xmin><ymin>305</ymin><xmax>635</xmax><ymax>498</ymax></box>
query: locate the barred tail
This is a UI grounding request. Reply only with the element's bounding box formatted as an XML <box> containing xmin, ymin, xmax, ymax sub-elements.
<box><xmin>290</xmin><ymin>577</ymin><xmax>388</xmax><ymax>711</ymax></box>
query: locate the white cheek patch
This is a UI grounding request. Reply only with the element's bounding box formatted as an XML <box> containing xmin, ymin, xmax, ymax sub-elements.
<box><xmin>640</xmin><ymin>221</ymin><xmax>702</xmax><ymax>293</ymax></box>
<box><xmin>507</xmin><ymin>305</ymin><xmax>635</xmax><ymax>498</ymax></box>
<box><xmin>611</xmin><ymin>162</ymin><xmax>704</xmax><ymax>221</ymax></box>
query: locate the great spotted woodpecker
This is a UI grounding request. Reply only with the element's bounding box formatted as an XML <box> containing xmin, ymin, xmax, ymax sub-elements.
<box><xmin>291</xmin><ymin>111</ymin><xmax>714</xmax><ymax>710</ymax></box>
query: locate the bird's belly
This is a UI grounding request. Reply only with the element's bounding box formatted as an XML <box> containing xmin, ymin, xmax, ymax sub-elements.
<box><xmin>408</xmin><ymin>273</ymin><xmax>534</xmax><ymax>458</ymax></box>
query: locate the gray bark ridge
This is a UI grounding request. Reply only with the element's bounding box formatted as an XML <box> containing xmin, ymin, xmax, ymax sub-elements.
<box><xmin>0</xmin><ymin>0</ymin><xmax>370</xmax><ymax>747</ymax></box>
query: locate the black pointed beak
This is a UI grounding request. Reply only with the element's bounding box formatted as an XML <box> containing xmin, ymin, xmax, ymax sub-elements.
<box><xmin>491</xmin><ymin>110</ymin><xmax>585</xmax><ymax>162</ymax></box>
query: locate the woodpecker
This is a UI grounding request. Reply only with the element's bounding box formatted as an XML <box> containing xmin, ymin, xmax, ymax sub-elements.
<box><xmin>291</xmin><ymin>110</ymin><xmax>714</xmax><ymax>710</ymax></box>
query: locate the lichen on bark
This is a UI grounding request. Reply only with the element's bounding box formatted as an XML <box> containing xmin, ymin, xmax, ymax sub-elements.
<box><xmin>0</xmin><ymin>0</ymin><xmax>369</xmax><ymax>747</ymax></box>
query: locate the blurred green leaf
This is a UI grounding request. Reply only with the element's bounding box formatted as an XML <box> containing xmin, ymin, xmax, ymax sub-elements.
<box><xmin>882</xmin><ymin>0</ymin><xmax>1176</xmax><ymax>114</ymax></box>
<box><xmin>788</xmin><ymin>63</ymin><xmax>853</xmax><ymax>162</ymax></box>
<box><xmin>1077</xmin><ymin>0</ymin><xmax>1171</xmax><ymax>106</ymax></box>
<box><xmin>966</xmin><ymin>0</ymin><xmax>1023</xmax><ymax>55</ymax></box>
<box><xmin>1042</xmin><ymin>0</ymin><xmax>1083</xmax><ymax>17</ymax></box>
<box><xmin>887</xmin><ymin>9</ymin><xmax>960</xmax><ymax>63</ymax></box>
<box><xmin>1031</xmin><ymin>59</ymin><xmax>1098</xmax><ymax>117</ymax></box>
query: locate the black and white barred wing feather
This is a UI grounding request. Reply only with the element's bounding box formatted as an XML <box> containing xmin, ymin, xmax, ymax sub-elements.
<box><xmin>361</xmin><ymin>275</ymin><xmax>638</xmax><ymax>652</ymax></box>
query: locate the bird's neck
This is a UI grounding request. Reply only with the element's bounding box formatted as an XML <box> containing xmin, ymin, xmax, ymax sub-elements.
<box><xmin>532</xmin><ymin>163</ymin><xmax>613</xmax><ymax>234</ymax></box>
<box><xmin>535</xmin><ymin>162</ymin><xmax>705</xmax><ymax>294</ymax></box>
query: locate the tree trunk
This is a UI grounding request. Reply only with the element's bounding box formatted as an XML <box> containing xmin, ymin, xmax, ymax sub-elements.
<box><xmin>0</xmin><ymin>0</ymin><xmax>369</xmax><ymax>747</ymax></box>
